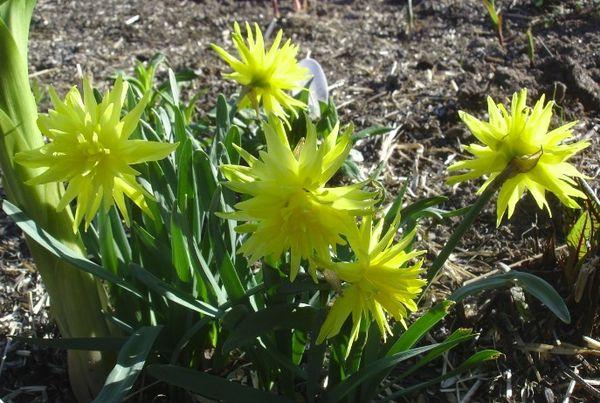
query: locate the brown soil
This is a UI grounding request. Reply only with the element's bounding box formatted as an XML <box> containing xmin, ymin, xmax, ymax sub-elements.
<box><xmin>2</xmin><ymin>0</ymin><xmax>599</xmax><ymax>401</ymax></box>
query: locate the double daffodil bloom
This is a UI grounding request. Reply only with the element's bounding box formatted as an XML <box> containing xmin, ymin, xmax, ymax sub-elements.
<box><xmin>317</xmin><ymin>216</ymin><xmax>426</xmax><ymax>346</ymax></box>
<box><xmin>212</xmin><ymin>22</ymin><xmax>310</xmax><ymax>121</ymax></box>
<box><xmin>15</xmin><ymin>77</ymin><xmax>178</xmax><ymax>232</ymax></box>
<box><xmin>448</xmin><ymin>89</ymin><xmax>589</xmax><ymax>225</ymax></box>
<box><xmin>220</xmin><ymin>116</ymin><xmax>375</xmax><ymax>281</ymax></box>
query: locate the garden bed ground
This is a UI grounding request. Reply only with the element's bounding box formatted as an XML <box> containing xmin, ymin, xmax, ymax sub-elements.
<box><xmin>1</xmin><ymin>0</ymin><xmax>599</xmax><ymax>401</ymax></box>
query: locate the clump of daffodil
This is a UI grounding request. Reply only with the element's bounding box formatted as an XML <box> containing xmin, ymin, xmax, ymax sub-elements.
<box><xmin>220</xmin><ymin>116</ymin><xmax>375</xmax><ymax>281</ymax></box>
<box><xmin>211</xmin><ymin>21</ymin><xmax>310</xmax><ymax>122</ymax></box>
<box><xmin>15</xmin><ymin>77</ymin><xmax>178</xmax><ymax>232</ymax></box>
<box><xmin>448</xmin><ymin>89</ymin><xmax>589</xmax><ymax>225</ymax></box>
<box><xmin>317</xmin><ymin>216</ymin><xmax>426</xmax><ymax>348</ymax></box>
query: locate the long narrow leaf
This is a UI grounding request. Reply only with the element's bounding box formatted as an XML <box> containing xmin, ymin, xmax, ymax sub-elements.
<box><xmin>351</xmin><ymin>126</ymin><xmax>392</xmax><ymax>143</ymax></box>
<box><xmin>169</xmin><ymin>317</ymin><xmax>212</xmax><ymax>364</ymax></box>
<box><xmin>190</xmin><ymin>241</ymin><xmax>226</xmax><ymax>304</ymax></box>
<box><xmin>450</xmin><ymin>271</ymin><xmax>570</xmax><ymax>323</ymax></box>
<box><xmin>2</xmin><ymin>200</ymin><xmax>142</xmax><ymax>298</ymax></box>
<box><xmin>387</xmin><ymin>300</ymin><xmax>454</xmax><ymax>355</ymax></box>
<box><xmin>223</xmin><ymin>304</ymin><xmax>317</xmax><ymax>352</ymax></box>
<box><xmin>130</xmin><ymin>263</ymin><xmax>218</xmax><ymax>317</ymax></box>
<box><xmin>323</xmin><ymin>334</ymin><xmax>473</xmax><ymax>403</ymax></box>
<box><xmin>94</xmin><ymin>326</ymin><xmax>163</xmax><ymax>403</ymax></box>
<box><xmin>98</xmin><ymin>208</ymin><xmax>119</xmax><ymax>275</ymax></box>
<box><xmin>208</xmin><ymin>187</ymin><xmax>245</xmax><ymax>300</ymax></box>
<box><xmin>380</xmin><ymin>349</ymin><xmax>501</xmax><ymax>401</ymax></box>
<box><xmin>359</xmin><ymin>301</ymin><xmax>455</xmax><ymax>402</ymax></box>
<box><xmin>148</xmin><ymin>364</ymin><xmax>293</xmax><ymax>403</ymax></box>
<box><xmin>387</xmin><ymin>329</ymin><xmax>474</xmax><ymax>386</ymax></box>
<box><xmin>383</xmin><ymin>179</ymin><xmax>409</xmax><ymax>233</ymax></box>
<box><xmin>169</xmin><ymin>207</ymin><xmax>193</xmax><ymax>282</ymax></box>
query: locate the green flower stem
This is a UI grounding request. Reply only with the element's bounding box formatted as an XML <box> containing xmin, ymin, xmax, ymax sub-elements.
<box><xmin>0</xmin><ymin>1</ymin><xmax>115</xmax><ymax>399</ymax></box>
<box><xmin>420</xmin><ymin>162</ymin><xmax>518</xmax><ymax>301</ymax></box>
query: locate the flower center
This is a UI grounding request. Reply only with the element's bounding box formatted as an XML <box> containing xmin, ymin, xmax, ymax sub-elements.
<box><xmin>77</xmin><ymin>132</ymin><xmax>110</xmax><ymax>165</ymax></box>
<box><xmin>280</xmin><ymin>190</ymin><xmax>324</xmax><ymax>234</ymax></box>
<box><xmin>249</xmin><ymin>69</ymin><xmax>272</xmax><ymax>89</ymax></box>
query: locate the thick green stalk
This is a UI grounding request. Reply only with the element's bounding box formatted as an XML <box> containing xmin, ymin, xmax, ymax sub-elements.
<box><xmin>0</xmin><ymin>1</ymin><xmax>114</xmax><ymax>400</ymax></box>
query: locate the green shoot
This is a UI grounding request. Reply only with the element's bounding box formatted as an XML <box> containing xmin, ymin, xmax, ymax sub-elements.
<box><xmin>526</xmin><ymin>27</ymin><xmax>535</xmax><ymax>66</ymax></box>
<box><xmin>483</xmin><ymin>0</ymin><xmax>504</xmax><ymax>47</ymax></box>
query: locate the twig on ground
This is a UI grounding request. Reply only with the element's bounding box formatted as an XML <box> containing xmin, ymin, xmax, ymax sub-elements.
<box><xmin>517</xmin><ymin>342</ymin><xmax>600</xmax><ymax>357</ymax></box>
<box><xmin>578</xmin><ymin>178</ymin><xmax>600</xmax><ymax>211</ymax></box>
<box><xmin>504</xmin><ymin>369</ymin><xmax>513</xmax><ymax>400</ymax></box>
<box><xmin>29</xmin><ymin>67</ymin><xmax>59</xmax><ymax>78</ymax></box>
<box><xmin>459</xmin><ymin>378</ymin><xmax>483</xmax><ymax>403</ymax></box>
<box><xmin>561</xmin><ymin>365</ymin><xmax>600</xmax><ymax>400</ymax></box>
<box><xmin>563</xmin><ymin>372</ymin><xmax>576</xmax><ymax>403</ymax></box>
<box><xmin>583</xmin><ymin>336</ymin><xmax>600</xmax><ymax>350</ymax></box>
<box><xmin>508</xmin><ymin>245</ymin><xmax>568</xmax><ymax>270</ymax></box>
<box><xmin>0</xmin><ymin>338</ymin><xmax>11</xmax><ymax>378</ymax></box>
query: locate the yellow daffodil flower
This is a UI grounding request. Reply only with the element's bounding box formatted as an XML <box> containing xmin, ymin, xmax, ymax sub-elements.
<box><xmin>211</xmin><ymin>22</ymin><xmax>310</xmax><ymax>121</ymax></box>
<box><xmin>317</xmin><ymin>216</ymin><xmax>426</xmax><ymax>347</ymax></box>
<box><xmin>220</xmin><ymin>116</ymin><xmax>375</xmax><ymax>281</ymax></box>
<box><xmin>15</xmin><ymin>77</ymin><xmax>178</xmax><ymax>232</ymax></box>
<box><xmin>448</xmin><ymin>89</ymin><xmax>589</xmax><ymax>225</ymax></box>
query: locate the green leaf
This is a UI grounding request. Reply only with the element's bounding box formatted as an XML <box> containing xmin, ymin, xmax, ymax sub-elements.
<box><xmin>208</xmin><ymin>187</ymin><xmax>245</xmax><ymax>300</ymax></box>
<box><xmin>291</xmin><ymin>330</ymin><xmax>307</xmax><ymax>365</ymax></box>
<box><xmin>382</xmin><ymin>349</ymin><xmax>501</xmax><ymax>400</ymax></box>
<box><xmin>93</xmin><ymin>326</ymin><xmax>163</xmax><ymax>403</ymax></box>
<box><xmin>107</xmin><ymin>205</ymin><xmax>132</xmax><ymax>263</ymax></box>
<box><xmin>341</xmin><ymin>159</ymin><xmax>364</xmax><ymax>182</ymax></box>
<box><xmin>383</xmin><ymin>179</ymin><xmax>409</xmax><ymax>233</ymax></box>
<box><xmin>147</xmin><ymin>364</ymin><xmax>293</xmax><ymax>403</ymax></box>
<box><xmin>175</xmin><ymin>138</ymin><xmax>194</xmax><ymax>212</ymax></box>
<box><xmin>450</xmin><ymin>271</ymin><xmax>570</xmax><ymax>323</ymax></box>
<box><xmin>131</xmin><ymin>222</ymin><xmax>172</xmax><ymax>270</ymax></box>
<box><xmin>216</xmin><ymin>94</ymin><xmax>231</xmax><ymax>133</ymax></box>
<box><xmin>483</xmin><ymin>0</ymin><xmax>500</xmax><ymax>26</ymax></box>
<box><xmin>387</xmin><ymin>300</ymin><xmax>454</xmax><ymax>355</ymax></box>
<box><xmin>130</xmin><ymin>263</ymin><xmax>218</xmax><ymax>317</ymax></box>
<box><xmin>400</xmin><ymin>196</ymin><xmax>448</xmax><ymax>223</ymax></box>
<box><xmin>192</xmin><ymin>149</ymin><xmax>218</xmax><ymax>212</ymax></box>
<box><xmin>360</xmin><ymin>302</ymin><xmax>458</xmax><ymax>402</ymax></box>
<box><xmin>224</xmin><ymin>125</ymin><xmax>241</xmax><ymax>164</ymax></box>
<box><xmin>168</xmin><ymin>69</ymin><xmax>179</xmax><ymax>105</ymax></box>
<box><xmin>2</xmin><ymin>200</ymin><xmax>142</xmax><ymax>298</ymax></box>
<box><xmin>424</xmin><ymin>168</ymin><xmax>511</xmax><ymax>286</ymax></box>
<box><xmin>223</xmin><ymin>304</ymin><xmax>318</xmax><ymax>352</ymax></box>
<box><xmin>169</xmin><ymin>317</ymin><xmax>212</xmax><ymax>364</ymax></box>
<box><xmin>98</xmin><ymin>208</ymin><xmax>120</xmax><ymax>276</ymax></box>
<box><xmin>217</xmin><ymin>250</ymin><xmax>245</xmax><ymax>300</ymax></box>
<box><xmin>11</xmin><ymin>336</ymin><xmax>126</xmax><ymax>351</ymax></box>
<box><xmin>306</xmin><ymin>329</ymin><xmax>327</xmax><ymax>402</ymax></box>
<box><xmin>567</xmin><ymin>210</ymin><xmax>595</xmax><ymax>260</ymax></box>
<box><xmin>170</xmin><ymin>207</ymin><xmax>192</xmax><ymax>283</ymax></box>
<box><xmin>190</xmin><ymin>241</ymin><xmax>226</xmax><ymax>305</ymax></box>
<box><xmin>0</xmin><ymin>0</ymin><xmax>37</xmax><ymax>59</ymax></box>
<box><xmin>351</xmin><ymin>126</ymin><xmax>392</xmax><ymax>143</ymax></box>
<box><xmin>260</xmin><ymin>340</ymin><xmax>309</xmax><ymax>380</ymax></box>
<box><xmin>392</xmin><ymin>328</ymin><xmax>474</xmax><ymax>383</ymax></box>
<box><xmin>323</xmin><ymin>335</ymin><xmax>473</xmax><ymax>403</ymax></box>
